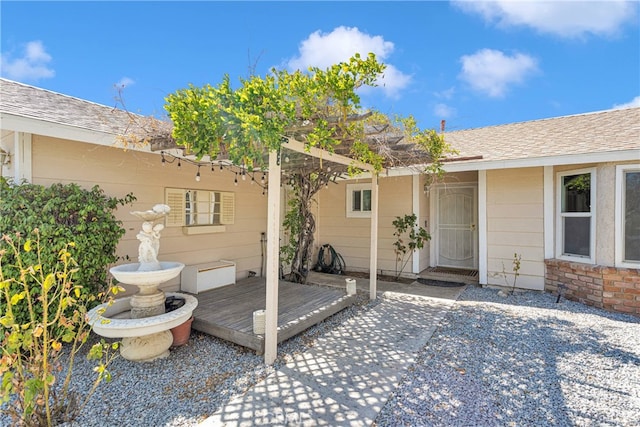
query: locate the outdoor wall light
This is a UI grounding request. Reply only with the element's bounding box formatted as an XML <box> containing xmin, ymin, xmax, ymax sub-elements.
<box><xmin>0</xmin><ymin>149</ymin><xmax>10</xmax><ymax>165</ymax></box>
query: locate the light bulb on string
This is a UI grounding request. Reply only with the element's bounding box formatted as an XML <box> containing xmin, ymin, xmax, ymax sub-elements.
<box><xmin>177</xmin><ymin>159</ymin><xmax>181</xmax><ymax>169</ymax></box>
<box><xmin>195</xmin><ymin>166</ymin><xmax>201</xmax><ymax>182</ymax></box>
<box><xmin>261</xmin><ymin>173</ymin><xmax>266</xmax><ymax>184</ymax></box>
<box><xmin>234</xmin><ymin>173</ymin><xmax>238</xmax><ymax>186</ymax></box>
<box><xmin>211</xmin><ymin>163</ymin><xmax>215</xmax><ymax>172</ymax></box>
<box><xmin>161</xmin><ymin>155</ymin><xmax>166</xmax><ymax>166</ymax></box>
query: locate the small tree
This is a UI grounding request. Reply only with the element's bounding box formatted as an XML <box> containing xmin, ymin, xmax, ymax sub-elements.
<box><xmin>392</xmin><ymin>214</ymin><xmax>430</xmax><ymax>280</ymax></box>
<box><xmin>501</xmin><ymin>252</ymin><xmax>522</xmax><ymax>295</ymax></box>
<box><xmin>0</xmin><ymin>230</ymin><xmax>119</xmax><ymax>426</ymax></box>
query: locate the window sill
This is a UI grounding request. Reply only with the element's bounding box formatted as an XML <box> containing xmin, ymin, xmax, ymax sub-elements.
<box><xmin>346</xmin><ymin>211</ymin><xmax>372</xmax><ymax>219</ymax></box>
<box><xmin>182</xmin><ymin>225</ymin><xmax>226</xmax><ymax>235</ymax></box>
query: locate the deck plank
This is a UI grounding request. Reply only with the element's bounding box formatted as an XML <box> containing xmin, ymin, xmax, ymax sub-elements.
<box><xmin>189</xmin><ymin>277</ymin><xmax>356</xmax><ymax>353</ymax></box>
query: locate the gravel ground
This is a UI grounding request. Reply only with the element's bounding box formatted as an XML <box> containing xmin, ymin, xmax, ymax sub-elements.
<box><xmin>2</xmin><ymin>286</ymin><xmax>638</xmax><ymax>426</ymax></box>
<box><xmin>376</xmin><ymin>286</ymin><xmax>640</xmax><ymax>427</ymax></box>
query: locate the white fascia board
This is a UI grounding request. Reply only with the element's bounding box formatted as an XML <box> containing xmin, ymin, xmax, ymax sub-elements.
<box><xmin>385</xmin><ymin>149</ymin><xmax>640</xmax><ymax>176</ymax></box>
<box><xmin>442</xmin><ymin>150</ymin><xmax>640</xmax><ymax>172</ymax></box>
<box><xmin>0</xmin><ymin>113</ymin><xmax>153</xmax><ymax>152</ymax></box>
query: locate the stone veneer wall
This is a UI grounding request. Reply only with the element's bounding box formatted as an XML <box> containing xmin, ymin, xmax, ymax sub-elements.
<box><xmin>545</xmin><ymin>259</ymin><xmax>640</xmax><ymax>316</ymax></box>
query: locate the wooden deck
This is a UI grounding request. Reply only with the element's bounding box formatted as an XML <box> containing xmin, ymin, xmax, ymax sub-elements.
<box><xmin>190</xmin><ymin>277</ymin><xmax>357</xmax><ymax>354</ymax></box>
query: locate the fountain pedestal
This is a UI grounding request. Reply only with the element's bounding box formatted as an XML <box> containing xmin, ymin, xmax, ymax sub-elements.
<box><xmin>130</xmin><ymin>291</ymin><xmax>166</xmax><ymax>318</ymax></box>
<box><xmin>121</xmin><ymin>331</ymin><xmax>174</xmax><ymax>361</ymax></box>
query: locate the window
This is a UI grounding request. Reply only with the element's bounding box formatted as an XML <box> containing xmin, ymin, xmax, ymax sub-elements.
<box><xmin>346</xmin><ymin>183</ymin><xmax>372</xmax><ymax>218</ymax></box>
<box><xmin>615</xmin><ymin>165</ymin><xmax>640</xmax><ymax>267</ymax></box>
<box><xmin>165</xmin><ymin>188</ymin><xmax>234</xmax><ymax>231</ymax></box>
<box><xmin>557</xmin><ymin>169</ymin><xmax>595</xmax><ymax>263</ymax></box>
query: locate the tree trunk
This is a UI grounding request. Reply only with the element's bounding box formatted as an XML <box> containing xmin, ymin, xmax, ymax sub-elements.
<box><xmin>285</xmin><ymin>172</ymin><xmax>328</xmax><ymax>284</ymax></box>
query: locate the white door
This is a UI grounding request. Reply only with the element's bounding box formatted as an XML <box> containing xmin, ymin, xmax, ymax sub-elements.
<box><xmin>436</xmin><ymin>186</ymin><xmax>477</xmax><ymax>269</ymax></box>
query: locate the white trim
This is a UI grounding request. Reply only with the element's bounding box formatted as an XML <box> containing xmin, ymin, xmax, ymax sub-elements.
<box><xmin>381</xmin><ymin>149</ymin><xmax>640</xmax><ymax>176</ymax></box>
<box><xmin>369</xmin><ymin>174</ymin><xmax>379</xmax><ymax>300</ymax></box>
<box><xmin>346</xmin><ymin>182</ymin><xmax>372</xmax><ymax>218</ymax></box>
<box><xmin>412</xmin><ymin>174</ymin><xmax>420</xmax><ymax>274</ymax></box>
<box><xmin>429</xmin><ymin>186</ymin><xmax>437</xmax><ymax>267</ymax></box>
<box><xmin>14</xmin><ymin>132</ymin><xmax>32</xmax><ymax>183</ymax></box>
<box><xmin>615</xmin><ymin>164</ymin><xmax>640</xmax><ymax>268</ymax></box>
<box><xmin>556</xmin><ymin>167</ymin><xmax>596</xmax><ymax>264</ymax></box>
<box><xmin>478</xmin><ymin>171</ymin><xmax>488</xmax><ymax>285</ymax></box>
<box><xmin>543</xmin><ymin>166</ymin><xmax>554</xmax><ymax>259</ymax></box>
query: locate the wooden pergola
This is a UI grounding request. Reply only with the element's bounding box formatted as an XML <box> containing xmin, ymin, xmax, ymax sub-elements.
<box><xmin>263</xmin><ymin>138</ymin><xmax>380</xmax><ymax>364</ymax></box>
<box><xmin>147</xmin><ymin>114</ymin><xmax>437</xmax><ymax>364</ymax></box>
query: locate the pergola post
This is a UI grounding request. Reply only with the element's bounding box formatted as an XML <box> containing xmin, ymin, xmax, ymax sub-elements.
<box><xmin>369</xmin><ymin>173</ymin><xmax>378</xmax><ymax>300</ymax></box>
<box><xmin>264</xmin><ymin>149</ymin><xmax>281</xmax><ymax>364</ymax></box>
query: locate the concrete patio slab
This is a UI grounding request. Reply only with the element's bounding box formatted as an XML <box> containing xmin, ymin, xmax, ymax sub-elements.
<box><xmin>199</xmin><ymin>288</ymin><xmax>457</xmax><ymax>426</ymax></box>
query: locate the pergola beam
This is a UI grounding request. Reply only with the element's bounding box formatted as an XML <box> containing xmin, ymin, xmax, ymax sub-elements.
<box><xmin>284</xmin><ymin>137</ymin><xmax>379</xmax><ymax>173</ymax></box>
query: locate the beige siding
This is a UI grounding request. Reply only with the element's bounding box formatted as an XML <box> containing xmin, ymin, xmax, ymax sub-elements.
<box><xmin>317</xmin><ymin>176</ymin><xmax>414</xmax><ymax>275</ymax></box>
<box><xmin>31</xmin><ymin>136</ymin><xmax>268</xmax><ymax>292</ymax></box>
<box><xmin>486</xmin><ymin>167</ymin><xmax>545</xmax><ymax>290</ymax></box>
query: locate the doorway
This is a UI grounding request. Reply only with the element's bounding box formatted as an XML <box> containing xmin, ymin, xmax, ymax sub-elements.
<box><xmin>434</xmin><ymin>185</ymin><xmax>478</xmax><ymax>270</ymax></box>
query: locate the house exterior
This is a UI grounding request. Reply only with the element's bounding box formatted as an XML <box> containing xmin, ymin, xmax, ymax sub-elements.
<box><xmin>2</xmin><ymin>78</ymin><xmax>638</xmax><ymax>315</ymax></box>
<box><xmin>0</xmin><ymin>78</ymin><xmax>269</xmax><ymax>294</ymax></box>
<box><xmin>318</xmin><ymin>107</ymin><xmax>640</xmax><ymax>315</ymax></box>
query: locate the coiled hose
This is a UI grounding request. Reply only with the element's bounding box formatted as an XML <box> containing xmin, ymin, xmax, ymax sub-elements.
<box><xmin>314</xmin><ymin>244</ymin><xmax>346</xmax><ymax>275</ymax></box>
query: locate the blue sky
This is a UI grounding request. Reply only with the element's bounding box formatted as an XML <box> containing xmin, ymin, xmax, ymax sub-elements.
<box><xmin>1</xmin><ymin>1</ymin><xmax>638</xmax><ymax>131</ymax></box>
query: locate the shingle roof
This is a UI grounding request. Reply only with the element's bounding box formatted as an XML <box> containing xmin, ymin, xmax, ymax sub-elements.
<box><xmin>0</xmin><ymin>78</ymin><xmax>140</xmax><ymax>135</ymax></box>
<box><xmin>2</xmin><ymin>78</ymin><xmax>638</xmax><ymax>165</ymax></box>
<box><xmin>444</xmin><ymin>107</ymin><xmax>640</xmax><ymax>163</ymax></box>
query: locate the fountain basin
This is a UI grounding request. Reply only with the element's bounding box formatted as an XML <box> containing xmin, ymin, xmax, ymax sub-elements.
<box><xmin>110</xmin><ymin>262</ymin><xmax>185</xmax><ymax>287</ymax></box>
<box><xmin>87</xmin><ymin>292</ymin><xmax>198</xmax><ymax>338</ymax></box>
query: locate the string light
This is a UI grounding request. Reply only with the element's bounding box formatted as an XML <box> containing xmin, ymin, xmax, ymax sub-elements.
<box><xmin>195</xmin><ymin>166</ymin><xmax>201</xmax><ymax>182</ymax></box>
<box><xmin>177</xmin><ymin>159</ymin><xmax>181</xmax><ymax>169</ymax></box>
<box><xmin>261</xmin><ymin>173</ymin><xmax>266</xmax><ymax>184</ymax></box>
<box><xmin>234</xmin><ymin>173</ymin><xmax>238</xmax><ymax>186</ymax></box>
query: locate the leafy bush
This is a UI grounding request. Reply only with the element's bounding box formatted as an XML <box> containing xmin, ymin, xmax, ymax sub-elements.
<box><xmin>0</xmin><ymin>230</ymin><xmax>119</xmax><ymax>426</ymax></box>
<box><xmin>392</xmin><ymin>213</ymin><xmax>430</xmax><ymax>280</ymax></box>
<box><xmin>0</xmin><ymin>178</ymin><xmax>135</xmax><ymax>326</ymax></box>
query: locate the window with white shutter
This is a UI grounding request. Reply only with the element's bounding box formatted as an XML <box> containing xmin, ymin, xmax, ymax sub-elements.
<box><xmin>165</xmin><ymin>188</ymin><xmax>235</xmax><ymax>231</ymax></box>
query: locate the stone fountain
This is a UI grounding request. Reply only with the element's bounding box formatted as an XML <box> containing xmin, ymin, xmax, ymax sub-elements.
<box><xmin>87</xmin><ymin>204</ymin><xmax>198</xmax><ymax>362</ymax></box>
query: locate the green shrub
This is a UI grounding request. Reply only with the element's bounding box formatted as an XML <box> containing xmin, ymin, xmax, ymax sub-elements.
<box><xmin>0</xmin><ymin>178</ymin><xmax>135</xmax><ymax>328</ymax></box>
<box><xmin>392</xmin><ymin>213</ymin><xmax>430</xmax><ymax>280</ymax></box>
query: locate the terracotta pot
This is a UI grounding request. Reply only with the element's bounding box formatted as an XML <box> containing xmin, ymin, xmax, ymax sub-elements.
<box><xmin>170</xmin><ymin>316</ymin><xmax>194</xmax><ymax>347</ymax></box>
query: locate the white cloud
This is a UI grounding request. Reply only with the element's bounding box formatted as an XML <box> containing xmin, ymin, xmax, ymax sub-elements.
<box><xmin>459</xmin><ymin>49</ymin><xmax>538</xmax><ymax>97</ymax></box>
<box><xmin>115</xmin><ymin>77</ymin><xmax>135</xmax><ymax>88</ymax></box>
<box><xmin>453</xmin><ymin>0</ymin><xmax>638</xmax><ymax>38</ymax></box>
<box><xmin>435</xmin><ymin>86</ymin><xmax>456</xmax><ymax>100</ymax></box>
<box><xmin>286</xmin><ymin>26</ymin><xmax>411</xmax><ymax>97</ymax></box>
<box><xmin>613</xmin><ymin>95</ymin><xmax>640</xmax><ymax>109</ymax></box>
<box><xmin>0</xmin><ymin>40</ymin><xmax>55</xmax><ymax>82</ymax></box>
<box><xmin>434</xmin><ymin>103</ymin><xmax>456</xmax><ymax>119</ymax></box>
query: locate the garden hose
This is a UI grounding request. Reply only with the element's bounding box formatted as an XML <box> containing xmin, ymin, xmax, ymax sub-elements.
<box><xmin>314</xmin><ymin>244</ymin><xmax>346</xmax><ymax>275</ymax></box>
